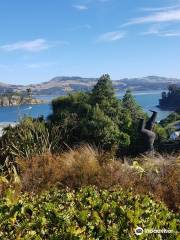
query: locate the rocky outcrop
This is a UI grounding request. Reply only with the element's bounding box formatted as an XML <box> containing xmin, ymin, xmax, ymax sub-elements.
<box><xmin>0</xmin><ymin>95</ymin><xmax>44</xmax><ymax>107</ymax></box>
<box><xmin>158</xmin><ymin>85</ymin><xmax>180</xmax><ymax>110</ymax></box>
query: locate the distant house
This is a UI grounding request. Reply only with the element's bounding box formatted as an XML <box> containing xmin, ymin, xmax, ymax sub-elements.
<box><xmin>170</xmin><ymin>131</ymin><xmax>180</xmax><ymax>140</ymax></box>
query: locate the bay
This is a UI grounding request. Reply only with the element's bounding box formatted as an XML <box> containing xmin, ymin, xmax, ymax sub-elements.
<box><xmin>0</xmin><ymin>90</ymin><xmax>172</xmax><ymax>124</ymax></box>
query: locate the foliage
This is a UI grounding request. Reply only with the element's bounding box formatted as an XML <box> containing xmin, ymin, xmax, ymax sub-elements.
<box><xmin>0</xmin><ymin>117</ymin><xmax>53</xmax><ymax>168</ymax></box>
<box><xmin>0</xmin><ymin>186</ymin><xmax>179</xmax><ymax>240</ymax></box>
<box><xmin>49</xmin><ymin>75</ymin><xmax>145</xmax><ymax>153</ymax></box>
<box><xmin>160</xmin><ymin>111</ymin><xmax>180</xmax><ymax>128</ymax></box>
<box><xmin>122</xmin><ymin>89</ymin><xmax>144</xmax><ymax>120</ymax></box>
<box><xmin>0</xmin><ymin>74</ymin><xmax>146</xmax><ymax>169</ymax></box>
<box><xmin>154</xmin><ymin>124</ymin><xmax>168</xmax><ymax>145</ymax></box>
<box><xmin>18</xmin><ymin>145</ymin><xmax>102</xmax><ymax>192</ymax></box>
<box><xmin>1</xmin><ymin>145</ymin><xmax>178</xmax><ymax>212</ymax></box>
<box><xmin>91</xmin><ymin>74</ymin><xmax>115</xmax><ymax>103</ymax></box>
<box><xmin>121</xmin><ymin>89</ymin><xmax>145</xmax><ymax>153</ymax></box>
<box><xmin>0</xmin><ymin>75</ymin><xmax>178</xmax><ymax>239</ymax></box>
<box><xmin>158</xmin><ymin>111</ymin><xmax>180</xmax><ymax>141</ymax></box>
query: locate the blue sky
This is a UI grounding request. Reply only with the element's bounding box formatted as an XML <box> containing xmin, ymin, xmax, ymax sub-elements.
<box><xmin>0</xmin><ymin>0</ymin><xmax>180</xmax><ymax>85</ymax></box>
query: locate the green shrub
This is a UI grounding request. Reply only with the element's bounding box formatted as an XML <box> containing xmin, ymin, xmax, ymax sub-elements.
<box><xmin>160</xmin><ymin>111</ymin><xmax>180</xmax><ymax>128</ymax></box>
<box><xmin>0</xmin><ymin>186</ymin><xmax>179</xmax><ymax>240</ymax></box>
<box><xmin>154</xmin><ymin>124</ymin><xmax>168</xmax><ymax>145</ymax></box>
<box><xmin>0</xmin><ymin>117</ymin><xmax>52</xmax><ymax>167</ymax></box>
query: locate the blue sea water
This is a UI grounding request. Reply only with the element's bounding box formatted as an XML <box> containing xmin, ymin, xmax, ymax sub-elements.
<box><xmin>0</xmin><ymin>91</ymin><xmax>172</xmax><ymax>123</ymax></box>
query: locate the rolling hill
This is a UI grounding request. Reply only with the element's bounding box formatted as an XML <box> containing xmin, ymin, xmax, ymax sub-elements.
<box><xmin>0</xmin><ymin>76</ymin><xmax>180</xmax><ymax>95</ymax></box>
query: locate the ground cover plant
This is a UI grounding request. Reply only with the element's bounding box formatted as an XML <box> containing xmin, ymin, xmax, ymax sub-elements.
<box><xmin>0</xmin><ymin>186</ymin><xmax>179</xmax><ymax>240</ymax></box>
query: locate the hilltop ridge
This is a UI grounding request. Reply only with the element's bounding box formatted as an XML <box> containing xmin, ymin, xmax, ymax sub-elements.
<box><xmin>1</xmin><ymin>75</ymin><xmax>180</xmax><ymax>95</ymax></box>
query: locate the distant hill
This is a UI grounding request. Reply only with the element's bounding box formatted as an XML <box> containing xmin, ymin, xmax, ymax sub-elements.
<box><xmin>0</xmin><ymin>82</ymin><xmax>23</xmax><ymax>94</ymax></box>
<box><xmin>1</xmin><ymin>76</ymin><xmax>180</xmax><ymax>95</ymax></box>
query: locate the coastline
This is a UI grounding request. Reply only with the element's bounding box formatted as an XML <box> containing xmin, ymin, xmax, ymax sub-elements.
<box><xmin>0</xmin><ymin>101</ymin><xmax>48</xmax><ymax>108</ymax></box>
<box><xmin>0</xmin><ymin>95</ymin><xmax>45</xmax><ymax>108</ymax></box>
<box><xmin>156</xmin><ymin>105</ymin><xmax>179</xmax><ymax>111</ymax></box>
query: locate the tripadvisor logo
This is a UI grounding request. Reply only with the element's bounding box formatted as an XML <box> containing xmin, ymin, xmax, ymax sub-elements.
<box><xmin>135</xmin><ymin>227</ymin><xmax>144</xmax><ymax>236</ymax></box>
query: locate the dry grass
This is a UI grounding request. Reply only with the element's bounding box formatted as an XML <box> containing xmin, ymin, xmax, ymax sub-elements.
<box><xmin>1</xmin><ymin>145</ymin><xmax>179</xmax><ymax>212</ymax></box>
<box><xmin>18</xmin><ymin>145</ymin><xmax>105</xmax><ymax>191</ymax></box>
<box><xmin>129</xmin><ymin>154</ymin><xmax>180</xmax><ymax>212</ymax></box>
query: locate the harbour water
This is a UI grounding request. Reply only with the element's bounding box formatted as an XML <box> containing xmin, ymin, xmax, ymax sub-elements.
<box><xmin>0</xmin><ymin>91</ymin><xmax>172</xmax><ymax>133</ymax></box>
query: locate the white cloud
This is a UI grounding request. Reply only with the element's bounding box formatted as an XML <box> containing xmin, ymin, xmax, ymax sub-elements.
<box><xmin>122</xmin><ymin>8</ymin><xmax>180</xmax><ymax>26</ymax></box>
<box><xmin>142</xmin><ymin>24</ymin><xmax>180</xmax><ymax>37</ymax></box>
<box><xmin>140</xmin><ymin>5</ymin><xmax>180</xmax><ymax>12</ymax></box>
<box><xmin>73</xmin><ymin>5</ymin><xmax>88</xmax><ymax>11</ymax></box>
<box><xmin>0</xmin><ymin>39</ymin><xmax>68</xmax><ymax>52</ymax></box>
<box><xmin>161</xmin><ymin>31</ymin><xmax>180</xmax><ymax>36</ymax></box>
<box><xmin>0</xmin><ymin>39</ymin><xmax>51</xmax><ymax>52</ymax></box>
<box><xmin>96</xmin><ymin>31</ymin><xmax>126</xmax><ymax>42</ymax></box>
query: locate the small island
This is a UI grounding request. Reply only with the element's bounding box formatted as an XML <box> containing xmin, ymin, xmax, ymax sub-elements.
<box><xmin>158</xmin><ymin>84</ymin><xmax>180</xmax><ymax>110</ymax></box>
<box><xmin>0</xmin><ymin>88</ymin><xmax>44</xmax><ymax>107</ymax></box>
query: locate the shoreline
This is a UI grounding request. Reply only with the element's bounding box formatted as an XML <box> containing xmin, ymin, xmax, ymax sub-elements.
<box><xmin>0</xmin><ymin>101</ymin><xmax>49</xmax><ymax>108</ymax></box>
<box><xmin>0</xmin><ymin>95</ymin><xmax>46</xmax><ymax>108</ymax></box>
<box><xmin>156</xmin><ymin>105</ymin><xmax>178</xmax><ymax>111</ymax></box>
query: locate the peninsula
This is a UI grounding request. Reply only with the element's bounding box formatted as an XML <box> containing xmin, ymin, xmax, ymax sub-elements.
<box><xmin>0</xmin><ymin>89</ymin><xmax>44</xmax><ymax>107</ymax></box>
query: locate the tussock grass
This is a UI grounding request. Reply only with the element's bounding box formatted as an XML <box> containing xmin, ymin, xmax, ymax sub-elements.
<box><xmin>1</xmin><ymin>145</ymin><xmax>179</xmax><ymax>212</ymax></box>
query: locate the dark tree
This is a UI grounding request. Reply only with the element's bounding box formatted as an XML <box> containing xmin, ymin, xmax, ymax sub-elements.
<box><xmin>26</xmin><ymin>88</ymin><xmax>32</xmax><ymax>98</ymax></box>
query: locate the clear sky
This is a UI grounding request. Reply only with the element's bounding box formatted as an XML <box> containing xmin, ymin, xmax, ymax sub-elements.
<box><xmin>0</xmin><ymin>0</ymin><xmax>180</xmax><ymax>85</ymax></box>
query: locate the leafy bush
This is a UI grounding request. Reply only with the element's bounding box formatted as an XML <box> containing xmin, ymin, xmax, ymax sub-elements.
<box><xmin>0</xmin><ymin>186</ymin><xmax>179</xmax><ymax>240</ymax></box>
<box><xmin>160</xmin><ymin>111</ymin><xmax>180</xmax><ymax>128</ymax></box>
<box><xmin>154</xmin><ymin>124</ymin><xmax>168</xmax><ymax>145</ymax></box>
<box><xmin>158</xmin><ymin>110</ymin><xmax>180</xmax><ymax>143</ymax></box>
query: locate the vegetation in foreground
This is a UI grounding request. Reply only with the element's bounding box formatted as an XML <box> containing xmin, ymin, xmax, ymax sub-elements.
<box><xmin>0</xmin><ymin>186</ymin><xmax>179</xmax><ymax>240</ymax></box>
<box><xmin>0</xmin><ymin>74</ymin><xmax>168</xmax><ymax>166</ymax></box>
<box><xmin>1</xmin><ymin>145</ymin><xmax>179</xmax><ymax>213</ymax></box>
<box><xmin>0</xmin><ymin>74</ymin><xmax>179</xmax><ymax>239</ymax></box>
